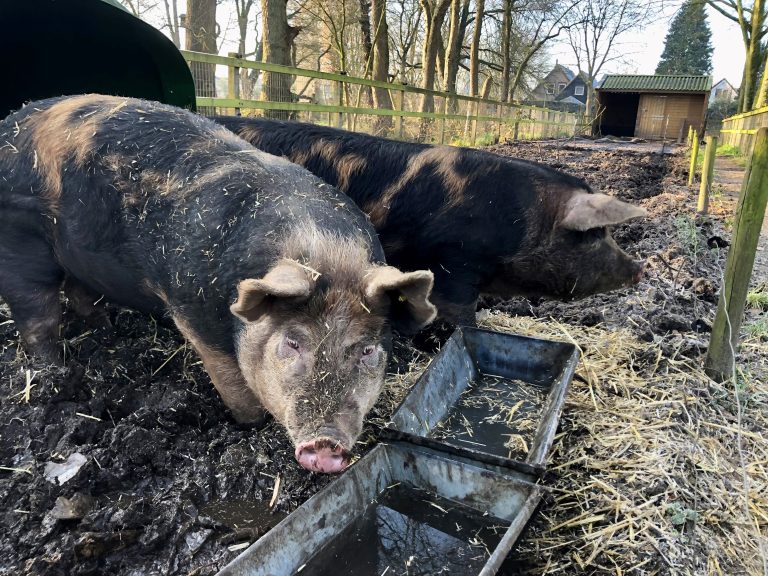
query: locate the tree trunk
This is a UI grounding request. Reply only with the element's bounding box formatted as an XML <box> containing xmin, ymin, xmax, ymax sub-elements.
<box><xmin>419</xmin><ymin>0</ymin><xmax>451</xmax><ymax>113</ymax></box>
<box><xmin>371</xmin><ymin>0</ymin><xmax>393</xmax><ymax>133</ymax></box>
<box><xmin>358</xmin><ymin>0</ymin><xmax>375</xmax><ymax>107</ymax></box>
<box><xmin>261</xmin><ymin>0</ymin><xmax>296</xmax><ymax>119</ymax></box>
<box><xmin>186</xmin><ymin>0</ymin><xmax>217</xmax><ymax>109</ymax></box>
<box><xmin>163</xmin><ymin>0</ymin><xmax>181</xmax><ymax>48</ymax></box>
<box><xmin>756</xmin><ymin>49</ymin><xmax>768</xmax><ymax>109</ymax></box>
<box><xmin>444</xmin><ymin>0</ymin><xmax>462</xmax><ymax>106</ymax></box>
<box><xmin>501</xmin><ymin>0</ymin><xmax>512</xmax><ymax>102</ymax></box>
<box><xmin>740</xmin><ymin>0</ymin><xmax>764</xmax><ymax>111</ymax></box>
<box><xmin>468</xmin><ymin>0</ymin><xmax>484</xmax><ymax>97</ymax></box>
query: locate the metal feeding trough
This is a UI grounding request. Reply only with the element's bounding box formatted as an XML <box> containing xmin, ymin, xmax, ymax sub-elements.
<box><xmin>218</xmin><ymin>328</ymin><xmax>578</xmax><ymax>576</ymax></box>
<box><xmin>384</xmin><ymin>327</ymin><xmax>580</xmax><ymax>475</ymax></box>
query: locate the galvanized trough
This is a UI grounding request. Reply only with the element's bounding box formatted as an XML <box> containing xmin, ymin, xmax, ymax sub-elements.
<box><xmin>218</xmin><ymin>327</ymin><xmax>578</xmax><ymax>576</ymax></box>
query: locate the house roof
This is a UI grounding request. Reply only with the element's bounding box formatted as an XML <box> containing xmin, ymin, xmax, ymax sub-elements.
<box><xmin>598</xmin><ymin>75</ymin><xmax>712</xmax><ymax>93</ymax></box>
<box><xmin>557</xmin><ymin>64</ymin><xmax>576</xmax><ymax>82</ymax></box>
<box><xmin>711</xmin><ymin>78</ymin><xmax>735</xmax><ymax>91</ymax></box>
<box><xmin>557</xmin><ymin>95</ymin><xmax>586</xmax><ymax>106</ymax></box>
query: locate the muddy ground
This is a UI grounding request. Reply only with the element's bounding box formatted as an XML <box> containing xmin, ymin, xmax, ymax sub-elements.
<box><xmin>1</xmin><ymin>138</ymin><xmax>764</xmax><ymax>575</ymax></box>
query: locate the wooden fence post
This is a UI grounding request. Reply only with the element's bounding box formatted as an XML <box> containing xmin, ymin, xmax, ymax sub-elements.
<box><xmin>688</xmin><ymin>130</ymin><xmax>699</xmax><ymax>187</ymax></box>
<box><xmin>705</xmin><ymin>127</ymin><xmax>768</xmax><ymax>381</ymax></box>
<box><xmin>336</xmin><ymin>73</ymin><xmax>345</xmax><ymax>129</ymax></box>
<box><xmin>697</xmin><ymin>135</ymin><xmax>717</xmax><ymax>214</ymax></box>
<box><xmin>496</xmin><ymin>103</ymin><xmax>503</xmax><ymax>142</ymax></box>
<box><xmin>397</xmin><ymin>89</ymin><xmax>405</xmax><ymax>138</ymax></box>
<box><xmin>471</xmin><ymin>101</ymin><xmax>479</xmax><ymax>146</ymax></box>
<box><xmin>687</xmin><ymin>125</ymin><xmax>693</xmax><ymax>146</ymax></box>
<box><xmin>227</xmin><ymin>52</ymin><xmax>241</xmax><ymax>116</ymax></box>
<box><xmin>440</xmin><ymin>94</ymin><xmax>449</xmax><ymax>144</ymax></box>
<box><xmin>513</xmin><ymin>109</ymin><xmax>520</xmax><ymax>140</ymax></box>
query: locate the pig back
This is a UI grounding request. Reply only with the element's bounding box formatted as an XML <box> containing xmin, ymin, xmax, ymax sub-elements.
<box><xmin>0</xmin><ymin>95</ymin><xmax>382</xmax><ymax>345</ymax></box>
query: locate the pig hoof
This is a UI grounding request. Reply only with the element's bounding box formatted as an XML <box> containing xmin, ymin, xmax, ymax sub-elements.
<box><xmin>295</xmin><ymin>439</ymin><xmax>350</xmax><ymax>474</ymax></box>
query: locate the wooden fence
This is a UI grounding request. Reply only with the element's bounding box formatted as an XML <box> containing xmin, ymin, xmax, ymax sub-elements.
<box><xmin>719</xmin><ymin>106</ymin><xmax>768</xmax><ymax>155</ymax></box>
<box><xmin>180</xmin><ymin>50</ymin><xmax>586</xmax><ymax>145</ymax></box>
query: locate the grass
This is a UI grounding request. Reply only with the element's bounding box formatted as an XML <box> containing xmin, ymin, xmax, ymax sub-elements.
<box><xmin>450</xmin><ymin>131</ymin><xmax>499</xmax><ymax>148</ymax></box>
<box><xmin>692</xmin><ymin>143</ymin><xmax>747</xmax><ymax>169</ymax></box>
<box><xmin>747</xmin><ymin>288</ymin><xmax>768</xmax><ymax>311</ymax></box>
<box><xmin>744</xmin><ymin>317</ymin><xmax>768</xmax><ymax>340</ymax></box>
<box><xmin>674</xmin><ymin>215</ymin><xmax>701</xmax><ymax>257</ymax></box>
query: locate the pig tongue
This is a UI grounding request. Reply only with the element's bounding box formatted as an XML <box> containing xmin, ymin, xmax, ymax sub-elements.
<box><xmin>295</xmin><ymin>439</ymin><xmax>349</xmax><ymax>474</ymax></box>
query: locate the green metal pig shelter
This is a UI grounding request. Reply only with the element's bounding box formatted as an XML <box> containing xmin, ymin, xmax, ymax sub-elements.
<box><xmin>0</xmin><ymin>0</ymin><xmax>196</xmax><ymax>119</ymax></box>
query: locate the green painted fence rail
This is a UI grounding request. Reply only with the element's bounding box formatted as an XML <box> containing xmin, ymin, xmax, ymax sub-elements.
<box><xmin>720</xmin><ymin>106</ymin><xmax>768</xmax><ymax>154</ymax></box>
<box><xmin>181</xmin><ymin>50</ymin><xmax>584</xmax><ymax>144</ymax></box>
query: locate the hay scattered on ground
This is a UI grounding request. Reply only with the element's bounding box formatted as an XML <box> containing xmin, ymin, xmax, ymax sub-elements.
<box><xmin>472</xmin><ymin>313</ymin><xmax>768</xmax><ymax>575</ymax></box>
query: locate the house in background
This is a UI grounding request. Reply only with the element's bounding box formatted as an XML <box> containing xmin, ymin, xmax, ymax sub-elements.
<box><xmin>529</xmin><ymin>63</ymin><xmax>575</xmax><ymax>102</ymax></box>
<box><xmin>554</xmin><ymin>73</ymin><xmax>590</xmax><ymax>107</ymax></box>
<box><xmin>595</xmin><ymin>74</ymin><xmax>712</xmax><ymax>140</ymax></box>
<box><xmin>709</xmin><ymin>78</ymin><xmax>737</xmax><ymax>106</ymax></box>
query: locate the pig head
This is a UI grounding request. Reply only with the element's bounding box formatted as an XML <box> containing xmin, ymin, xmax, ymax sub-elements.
<box><xmin>230</xmin><ymin>233</ymin><xmax>436</xmax><ymax>473</ymax></box>
<box><xmin>493</xmin><ymin>191</ymin><xmax>647</xmax><ymax>301</ymax></box>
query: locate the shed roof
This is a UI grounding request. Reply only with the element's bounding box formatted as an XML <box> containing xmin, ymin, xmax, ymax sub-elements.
<box><xmin>598</xmin><ymin>75</ymin><xmax>712</xmax><ymax>93</ymax></box>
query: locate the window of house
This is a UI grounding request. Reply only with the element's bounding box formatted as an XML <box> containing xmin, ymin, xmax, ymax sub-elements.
<box><xmin>557</xmin><ymin>83</ymin><xmax>566</xmax><ymax>92</ymax></box>
<box><xmin>545</xmin><ymin>83</ymin><xmax>555</xmax><ymax>95</ymax></box>
<box><xmin>574</xmin><ymin>85</ymin><xmax>585</xmax><ymax>96</ymax></box>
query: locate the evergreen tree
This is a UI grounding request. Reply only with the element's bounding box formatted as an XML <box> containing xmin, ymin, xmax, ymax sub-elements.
<box><xmin>655</xmin><ymin>0</ymin><xmax>713</xmax><ymax>75</ymax></box>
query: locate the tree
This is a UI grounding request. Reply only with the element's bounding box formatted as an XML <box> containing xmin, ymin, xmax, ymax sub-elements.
<box><xmin>468</xmin><ymin>0</ymin><xmax>486</xmax><ymax>97</ymax></box>
<box><xmin>707</xmin><ymin>0</ymin><xmax>767</xmax><ymax>111</ymax></box>
<box><xmin>185</xmin><ymin>0</ymin><xmax>218</xmax><ymax>102</ymax></box>
<box><xmin>655</xmin><ymin>0</ymin><xmax>713</xmax><ymax>75</ymax></box>
<box><xmin>443</xmin><ymin>0</ymin><xmax>470</xmax><ymax>103</ymax></box>
<box><xmin>387</xmin><ymin>0</ymin><xmax>422</xmax><ymax>83</ymax></box>
<box><xmin>419</xmin><ymin>0</ymin><xmax>452</xmax><ymax>112</ymax></box>
<box><xmin>371</xmin><ymin>0</ymin><xmax>394</xmax><ymax>132</ymax></box>
<box><xmin>506</xmin><ymin>0</ymin><xmax>582</xmax><ymax>101</ymax></box>
<box><xmin>567</xmin><ymin>0</ymin><xmax>660</xmax><ymax>119</ymax></box>
<box><xmin>261</xmin><ymin>0</ymin><xmax>299</xmax><ymax>118</ymax></box>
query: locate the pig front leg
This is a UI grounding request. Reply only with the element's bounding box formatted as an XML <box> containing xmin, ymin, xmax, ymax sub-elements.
<box><xmin>172</xmin><ymin>314</ymin><xmax>268</xmax><ymax>425</ymax></box>
<box><xmin>429</xmin><ymin>270</ymin><xmax>480</xmax><ymax>327</ymax></box>
<box><xmin>0</xmin><ymin>230</ymin><xmax>64</xmax><ymax>363</ymax></box>
<box><xmin>63</xmin><ymin>277</ymin><xmax>112</xmax><ymax>328</ymax></box>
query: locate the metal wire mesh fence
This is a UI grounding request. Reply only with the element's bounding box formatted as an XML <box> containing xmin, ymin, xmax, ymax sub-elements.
<box><xmin>182</xmin><ymin>50</ymin><xmax>587</xmax><ymax>145</ymax></box>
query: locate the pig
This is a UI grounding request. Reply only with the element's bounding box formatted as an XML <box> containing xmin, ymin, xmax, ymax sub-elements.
<box><xmin>0</xmin><ymin>95</ymin><xmax>436</xmax><ymax>473</ymax></box>
<box><xmin>215</xmin><ymin>116</ymin><xmax>648</xmax><ymax>326</ymax></box>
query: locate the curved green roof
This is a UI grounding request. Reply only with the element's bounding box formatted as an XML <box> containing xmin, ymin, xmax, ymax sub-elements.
<box><xmin>598</xmin><ymin>75</ymin><xmax>712</xmax><ymax>93</ymax></box>
<box><xmin>0</xmin><ymin>0</ymin><xmax>196</xmax><ymax>118</ymax></box>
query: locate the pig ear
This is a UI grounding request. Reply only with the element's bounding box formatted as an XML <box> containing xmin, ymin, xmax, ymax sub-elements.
<box><xmin>365</xmin><ymin>267</ymin><xmax>437</xmax><ymax>334</ymax></box>
<box><xmin>231</xmin><ymin>260</ymin><xmax>314</xmax><ymax>322</ymax></box>
<box><xmin>560</xmin><ymin>192</ymin><xmax>648</xmax><ymax>231</ymax></box>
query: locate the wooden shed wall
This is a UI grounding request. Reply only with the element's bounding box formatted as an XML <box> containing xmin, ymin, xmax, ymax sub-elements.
<box><xmin>635</xmin><ymin>93</ymin><xmax>706</xmax><ymax>140</ymax></box>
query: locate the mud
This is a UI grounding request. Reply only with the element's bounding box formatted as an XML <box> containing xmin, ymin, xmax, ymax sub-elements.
<box><xmin>0</xmin><ymin>137</ymin><xmax>763</xmax><ymax>575</ymax></box>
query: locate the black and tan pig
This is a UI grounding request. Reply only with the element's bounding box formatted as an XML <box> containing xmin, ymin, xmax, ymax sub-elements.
<box><xmin>216</xmin><ymin>116</ymin><xmax>648</xmax><ymax>326</ymax></box>
<box><xmin>0</xmin><ymin>95</ymin><xmax>436</xmax><ymax>473</ymax></box>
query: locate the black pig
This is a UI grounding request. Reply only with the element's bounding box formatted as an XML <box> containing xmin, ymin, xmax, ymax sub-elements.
<box><xmin>216</xmin><ymin>117</ymin><xmax>647</xmax><ymax>326</ymax></box>
<box><xmin>0</xmin><ymin>95</ymin><xmax>436</xmax><ymax>473</ymax></box>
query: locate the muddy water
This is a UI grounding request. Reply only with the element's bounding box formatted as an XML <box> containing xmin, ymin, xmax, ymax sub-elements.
<box><xmin>429</xmin><ymin>374</ymin><xmax>549</xmax><ymax>460</ymax></box>
<box><xmin>297</xmin><ymin>483</ymin><xmax>509</xmax><ymax>576</ymax></box>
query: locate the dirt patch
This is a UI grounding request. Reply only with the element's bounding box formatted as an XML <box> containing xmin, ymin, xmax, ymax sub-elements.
<box><xmin>1</xmin><ymin>138</ymin><xmax>766</xmax><ymax>575</ymax></box>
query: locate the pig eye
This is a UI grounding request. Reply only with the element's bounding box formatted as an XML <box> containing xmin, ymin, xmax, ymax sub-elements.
<box><xmin>362</xmin><ymin>345</ymin><xmax>375</xmax><ymax>356</ymax></box>
<box><xmin>286</xmin><ymin>337</ymin><xmax>300</xmax><ymax>351</ymax></box>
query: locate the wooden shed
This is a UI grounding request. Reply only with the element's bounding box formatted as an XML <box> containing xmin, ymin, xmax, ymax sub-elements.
<box><xmin>595</xmin><ymin>75</ymin><xmax>712</xmax><ymax>140</ymax></box>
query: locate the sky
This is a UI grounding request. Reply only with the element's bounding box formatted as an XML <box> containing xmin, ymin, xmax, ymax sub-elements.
<box><xmin>143</xmin><ymin>1</ymin><xmax>746</xmax><ymax>88</ymax></box>
<box><xmin>548</xmin><ymin>4</ymin><xmax>746</xmax><ymax>87</ymax></box>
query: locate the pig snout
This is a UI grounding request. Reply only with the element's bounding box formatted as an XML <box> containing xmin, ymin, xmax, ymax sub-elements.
<box><xmin>295</xmin><ymin>437</ymin><xmax>351</xmax><ymax>473</ymax></box>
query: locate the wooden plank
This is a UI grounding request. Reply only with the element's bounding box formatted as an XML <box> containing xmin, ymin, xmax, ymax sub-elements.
<box><xmin>180</xmin><ymin>50</ymin><xmax>573</xmax><ymax>119</ymax></box>
<box><xmin>688</xmin><ymin>131</ymin><xmax>699</xmax><ymax>187</ymax></box>
<box><xmin>705</xmin><ymin>128</ymin><xmax>768</xmax><ymax>380</ymax></box>
<box><xmin>697</xmin><ymin>136</ymin><xmax>718</xmax><ymax>214</ymax></box>
<box><xmin>194</xmin><ymin>97</ymin><xmax>576</xmax><ymax>127</ymax></box>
